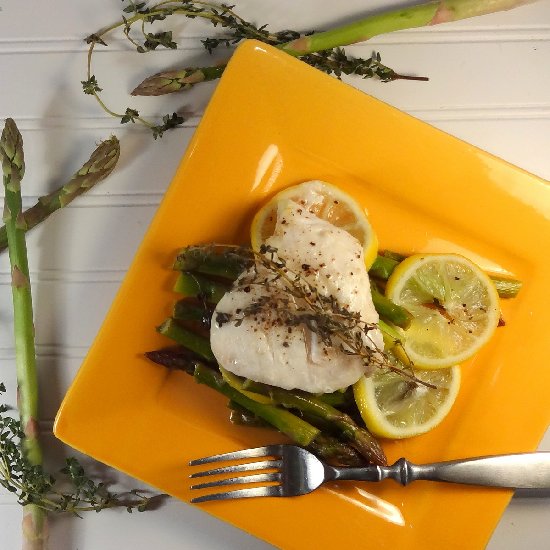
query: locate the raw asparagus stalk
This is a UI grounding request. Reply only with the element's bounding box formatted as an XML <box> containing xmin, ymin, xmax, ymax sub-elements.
<box><xmin>281</xmin><ymin>0</ymin><xmax>536</xmax><ymax>55</ymax></box>
<box><xmin>132</xmin><ymin>0</ymin><xmax>535</xmax><ymax>96</ymax></box>
<box><xmin>0</xmin><ymin>136</ymin><xmax>119</xmax><ymax>254</ymax></box>
<box><xmin>1</xmin><ymin>119</ymin><xmax>47</xmax><ymax>549</ymax></box>
<box><xmin>131</xmin><ymin>52</ymin><xmax>421</xmax><ymax>96</ymax></box>
<box><xmin>132</xmin><ymin>66</ymin><xmax>225</xmax><ymax>96</ymax></box>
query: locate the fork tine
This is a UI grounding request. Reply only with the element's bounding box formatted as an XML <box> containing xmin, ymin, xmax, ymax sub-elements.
<box><xmin>189</xmin><ymin>445</ymin><xmax>283</xmax><ymax>466</ymax></box>
<box><xmin>191</xmin><ymin>485</ymin><xmax>284</xmax><ymax>503</ymax></box>
<box><xmin>190</xmin><ymin>459</ymin><xmax>281</xmax><ymax>478</ymax></box>
<box><xmin>191</xmin><ymin>472</ymin><xmax>281</xmax><ymax>490</ymax></box>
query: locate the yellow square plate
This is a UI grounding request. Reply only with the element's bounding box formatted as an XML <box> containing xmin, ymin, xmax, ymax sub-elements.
<box><xmin>55</xmin><ymin>40</ymin><xmax>550</xmax><ymax>549</ymax></box>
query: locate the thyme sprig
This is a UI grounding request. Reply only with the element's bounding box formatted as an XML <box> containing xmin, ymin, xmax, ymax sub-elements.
<box><xmin>302</xmin><ymin>49</ymin><xmax>429</xmax><ymax>82</ymax></box>
<box><xmin>84</xmin><ymin>1</ymin><xmax>406</xmax><ymax>137</ymax></box>
<box><xmin>0</xmin><ymin>384</ymin><xmax>157</xmax><ymax>515</ymax></box>
<box><xmin>222</xmin><ymin>244</ymin><xmax>434</xmax><ymax>389</ymax></box>
<box><xmin>84</xmin><ymin>0</ymin><xmax>289</xmax><ymax>136</ymax></box>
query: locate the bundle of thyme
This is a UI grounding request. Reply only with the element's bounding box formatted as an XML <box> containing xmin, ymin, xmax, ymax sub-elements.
<box><xmin>0</xmin><ymin>385</ymin><xmax>153</xmax><ymax>517</ymax></box>
<box><xmin>83</xmin><ymin>0</ymin><xmax>534</xmax><ymax>138</ymax></box>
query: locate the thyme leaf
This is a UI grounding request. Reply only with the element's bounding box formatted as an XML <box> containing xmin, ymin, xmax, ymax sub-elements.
<box><xmin>81</xmin><ymin>75</ymin><xmax>102</xmax><ymax>95</ymax></box>
<box><xmin>151</xmin><ymin>112</ymin><xmax>185</xmax><ymax>139</ymax></box>
<box><xmin>121</xmin><ymin>107</ymin><xmax>140</xmax><ymax>124</ymax></box>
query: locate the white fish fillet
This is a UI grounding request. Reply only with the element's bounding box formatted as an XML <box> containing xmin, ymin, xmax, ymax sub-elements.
<box><xmin>210</xmin><ymin>199</ymin><xmax>383</xmax><ymax>393</ymax></box>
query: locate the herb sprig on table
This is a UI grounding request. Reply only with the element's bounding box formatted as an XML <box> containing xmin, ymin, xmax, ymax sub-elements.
<box><xmin>83</xmin><ymin>0</ymin><xmax>533</xmax><ymax>138</ymax></box>
<box><xmin>83</xmin><ymin>0</ymin><xmax>424</xmax><ymax>136</ymax></box>
<box><xmin>0</xmin><ymin>385</ymin><xmax>153</xmax><ymax>517</ymax></box>
<box><xmin>0</xmin><ymin>120</ymin><xmax>158</xmax><ymax>549</ymax></box>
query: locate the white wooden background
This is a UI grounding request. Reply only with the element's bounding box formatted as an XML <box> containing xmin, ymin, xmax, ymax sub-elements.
<box><xmin>0</xmin><ymin>1</ymin><xmax>549</xmax><ymax>548</ymax></box>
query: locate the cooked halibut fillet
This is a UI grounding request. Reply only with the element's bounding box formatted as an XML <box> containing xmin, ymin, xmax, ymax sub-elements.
<box><xmin>210</xmin><ymin>199</ymin><xmax>383</xmax><ymax>393</ymax></box>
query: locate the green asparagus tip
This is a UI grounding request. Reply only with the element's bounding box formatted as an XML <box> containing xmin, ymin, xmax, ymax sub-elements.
<box><xmin>1</xmin><ymin>119</ymin><xmax>25</xmax><ymax>186</ymax></box>
<box><xmin>81</xmin><ymin>135</ymin><xmax>120</xmax><ymax>178</ymax></box>
<box><xmin>130</xmin><ymin>70</ymin><xmax>195</xmax><ymax>96</ymax></box>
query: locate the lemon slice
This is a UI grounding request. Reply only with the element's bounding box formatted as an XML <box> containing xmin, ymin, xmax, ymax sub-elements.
<box><xmin>386</xmin><ymin>254</ymin><xmax>500</xmax><ymax>369</ymax></box>
<box><xmin>250</xmin><ymin>180</ymin><xmax>378</xmax><ymax>268</ymax></box>
<box><xmin>353</xmin><ymin>366</ymin><xmax>460</xmax><ymax>439</ymax></box>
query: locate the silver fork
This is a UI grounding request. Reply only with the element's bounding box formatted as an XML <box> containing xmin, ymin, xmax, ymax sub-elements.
<box><xmin>189</xmin><ymin>444</ymin><xmax>550</xmax><ymax>503</ymax></box>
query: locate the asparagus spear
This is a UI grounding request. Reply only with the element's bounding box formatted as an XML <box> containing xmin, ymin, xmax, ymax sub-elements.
<box><xmin>370</xmin><ymin>252</ymin><xmax>522</xmax><ymax>298</ymax></box>
<box><xmin>157</xmin><ymin>318</ymin><xmax>215</xmax><ymax>362</ymax></box>
<box><xmin>222</xmin><ymin>370</ymin><xmax>386</xmax><ymax>465</ymax></box>
<box><xmin>228</xmin><ymin>401</ymin><xmax>270</xmax><ymax>428</ymax></box>
<box><xmin>173</xmin><ymin>272</ymin><xmax>228</xmax><ymax>303</ymax></box>
<box><xmin>131</xmin><ymin>67</ymin><xmax>226</xmax><ymax>97</ymax></box>
<box><xmin>145</xmin><ymin>346</ymin><xmax>201</xmax><ymax>374</ymax></box>
<box><xmin>173</xmin><ymin>299</ymin><xmax>213</xmax><ymax>328</ymax></box>
<box><xmin>306</xmin><ymin>433</ymin><xmax>366</xmax><ymax>467</ymax></box>
<box><xmin>207</xmin><ymin>364</ymin><xmax>387</xmax><ymax>465</ymax></box>
<box><xmin>369</xmin><ymin>255</ymin><xmax>400</xmax><ymax>280</ymax></box>
<box><xmin>226</xmin><ymin>400</ymin><xmax>367</xmax><ymax>466</ymax></box>
<box><xmin>132</xmin><ymin>0</ymin><xmax>535</xmax><ymax>96</ymax></box>
<box><xmin>485</xmin><ymin>275</ymin><xmax>523</xmax><ymax>299</ymax></box>
<box><xmin>228</xmin><ymin>405</ymin><xmax>368</xmax><ymax>466</ymax></box>
<box><xmin>0</xmin><ymin>136</ymin><xmax>119</xmax><ymax>254</ymax></box>
<box><xmin>193</xmin><ymin>362</ymin><xmax>319</xmax><ymax>446</ymax></box>
<box><xmin>1</xmin><ymin>119</ymin><xmax>47</xmax><ymax>549</ymax></box>
<box><xmin>173</xmin><ymin>245</ymin><xmax>252</xmax><ymax>279</ymax></box>
<box><xmin>173</xmin><ymin>247</ymin><xmax>417</xmax><ymax>326</ymax></box>
<box><xmin>370</xmin><ymin>282</ymin><xmax>413</xmax><ymax>329</ymax></box>
<box><xmin>146</xmin><ymin>349</ymin><xmax>368</xmax><ymax>466</ymax></box>
<box><xmin>265</xmin><ymin>387</ymin><xmax>387</xmax><ymax>466</ymax></box>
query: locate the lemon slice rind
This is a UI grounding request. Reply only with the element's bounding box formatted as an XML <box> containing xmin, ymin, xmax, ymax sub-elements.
<box><xmin>353</xmin><ymin>365</ymin><xmax>461</xmax><ymax>439</ymax></box>
<box><xmin>385</xmin><ymin>253</ymin><xmax>500</xmax><ymax>369</ymax></box>
<box><xmin>250</xmin><ymin>180</ymin><xmax>378</xmax><ymax>269</ymax></box>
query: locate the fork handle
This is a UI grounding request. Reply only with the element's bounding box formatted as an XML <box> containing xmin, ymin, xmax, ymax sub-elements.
<box><xmin>333</xmin><ymin>452</ymin><xmax>550</xmax><ymax>489</ymax></box>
